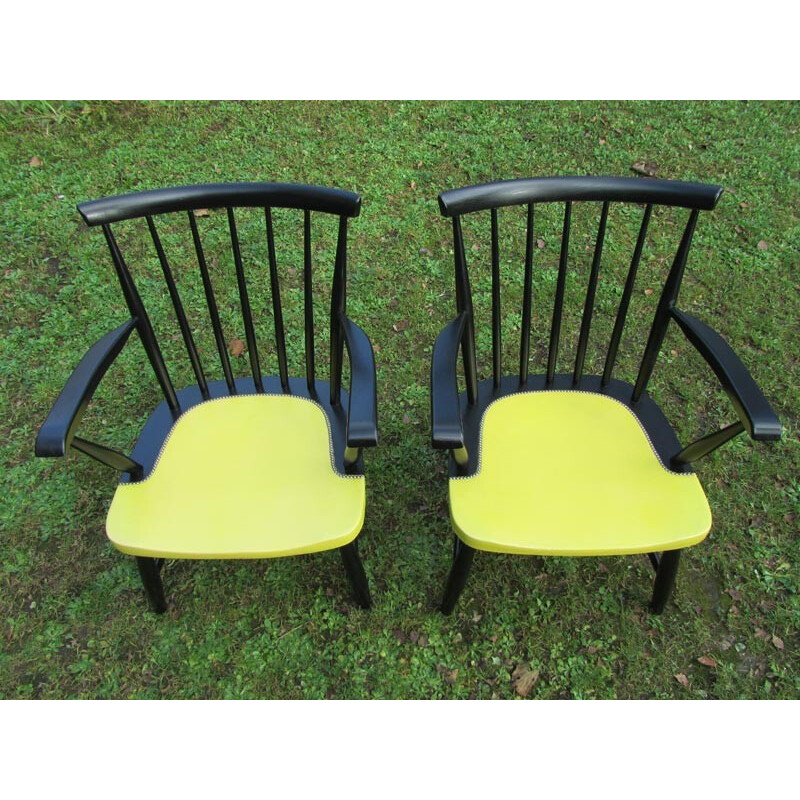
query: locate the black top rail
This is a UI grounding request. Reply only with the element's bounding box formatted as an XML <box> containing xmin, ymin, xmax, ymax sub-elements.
<box><xmin>438</xmin><ymin>176</ymin><xmax>723</xmax><ymax>217</ymax></box>
<box><xmin>79</xmin><ymin>182</ymin><xmax>362</xmax><ymax>225</ymax></box>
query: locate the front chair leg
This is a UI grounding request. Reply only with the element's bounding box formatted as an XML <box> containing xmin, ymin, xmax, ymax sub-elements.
<box><xmin>650</xmin><ymin>549</ymin><xmax>682</xmax><ymax>614</ymax></box>
<box><xmin>440</xmin><ymin>537</ymin><xmax>475</xmax><ymax>614</ymax></box>
<box><xmin>135</xmin><ymin>556</ymin><xmax>167</xmax><ymax>614</ymax></box>
<box><xmin>339</xmin><ymin>540</ymin><xmax>372</xmax><ymax>609</ymax></box>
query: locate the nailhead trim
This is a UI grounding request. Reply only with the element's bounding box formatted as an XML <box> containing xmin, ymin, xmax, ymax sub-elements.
<box><xmin>451</xmin><ymin>389</ymin><xmax>693</xmax><ymax>481</ymax></box>
<box><xmin>122</xmin><ymin>393</ymin><xmax>362</xmax><ymax>487</ymax></box>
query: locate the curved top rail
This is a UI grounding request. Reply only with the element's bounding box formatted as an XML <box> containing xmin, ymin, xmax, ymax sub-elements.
<box><xmin>438</xmin><ymin>176</ymin><xmax>723</xmax><ymax>217</ymax></box>
<box><xmin>78</xmin><ymin>182</ymin><xmax>362</xmax><ymax>225</ymax></box>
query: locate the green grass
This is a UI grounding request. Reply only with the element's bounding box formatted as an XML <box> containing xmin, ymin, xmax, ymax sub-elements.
<box><xmin>1</xmin><ymin>100</ymin><xmax>798</xmax><ymax>699</ymax></box>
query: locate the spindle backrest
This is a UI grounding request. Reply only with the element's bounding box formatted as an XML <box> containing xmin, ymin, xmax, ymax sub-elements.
<box><xmin>437</xmin><ymin>176</ymin><xmax>723</xmax><ymax>406</ymax></box>
<box><xmin>78</xmin><ymin>182</ymin><xmax>361</xmax><ymax>416</ymax></box>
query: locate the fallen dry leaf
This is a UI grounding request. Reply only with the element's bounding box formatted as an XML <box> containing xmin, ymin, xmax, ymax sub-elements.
<box><xmin>674</xmin><ymin>673</ymin><xmax>690</xmax><ymax>687</ymax></box>
<box><xmin>644</xmin><ymin>288</ymin><xmax>654</xmax><ymax>296</ymax></box>
<box><xmin>631</xmin><ymin>160</ymin><xmax>658</xmax><ymax>177</ymax></box>
<box><xmin>757</xmin><ymin>240</ymin><xmax>768</xmax><ymax>250</ymax></box>
<box><xmin>195</xmin><ymin>208</ymin><xmax>210</xmax><ymax>217</ymax></box>
<box><xmin>444</xmin><ymin>668</ymin><xmax>459</xmax><ymax>685</ymax></box>
<box><xmin>754</xmin><ymin>627</ymin><xmax>769</xmax><ymax>640</ymax></box>
<box><xmin>772</xmin><ymin>635</ymin><xmax>784</xmax><ymax>650</ymax></box>
<box><xmin>29</xmin><ymin>156</ymin><xmax>43</xmax><ymax>167</ymax></box>
<box><xmin>536</xmin><ymin>238</ymin><xmax>546</xmax><ymax>249</ymax></box>
<box><xmin>511</xmin><ymin>664</ymin><xmax>540</xmax><ymax>697</ymax></box>
<box><xmin>697</xmin><ymin>655</ymin><xmax>718</xmax><ymax>668</ymax></box>
<box><xmin>392</xmin><ymin>320</ymin><xmax>409</xmax><ymax>333</ymax></box>
<box><xmin>228</xmin><ymin>338</ymin><xmax>246</xmax><ymax>357</ymax></box>
<box><xmin>598</xmin><ymin>138</ymin><xmax>606</xmax><ymax>145</ymax></box>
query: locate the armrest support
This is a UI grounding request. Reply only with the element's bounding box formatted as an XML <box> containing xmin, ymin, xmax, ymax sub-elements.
<box><xmin>338</xmin><ymin>313</ymin><xmax>378</xmax><ymax>448</ymax></box>
<box><xmin>35</xmin><ymin>318</ymin><xmax>138</xmax><ymax>457</ymax></box>
<box><xmin>431</xmin><ymin>313</ymin><xmax>467</xmax><ymax>450</ymax></box>
<box><xmin>670</xmin><ymin>307</ymin><xmax>782</xmax><ymax>441</ymax></box>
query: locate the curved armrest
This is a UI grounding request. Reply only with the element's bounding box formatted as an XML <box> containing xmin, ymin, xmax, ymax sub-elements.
<box><xmin>431</xmin><ymin>313</ymin><xmax>467</xmax><ymax>449</ymax></box>
<box><xmin>35</xmin><ymin>319</ymin><xmax>137</xmax><ymax>457</ymax></box>
<box><xmin>670</xmin><ymin>307</ymin><xmax>782</xmax><ymax>440</ymax></box>
<box><xmin>339</xmin><ymin>313</ymin><xmax>378</xmax><ymax>448</ymax></box>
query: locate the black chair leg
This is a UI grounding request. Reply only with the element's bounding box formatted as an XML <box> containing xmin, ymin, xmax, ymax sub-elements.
<box><xmin>650</xmin><ymin>549</ymin><xmax>681</xmax><ymax>614</ymax></box>
<box><xmin>441</xmin><ymin>537</ymin><xmax>475</xmax><ymax>614</ymax></box>
<box><xmin>136</xmin><ymin>556</ymin><xmax>167</xmax><ymax>614</ymax></box>
<box><xmin>339</xmin><ymin>541</ymin><xmax>372</xmax><ymax>609</ymax></box>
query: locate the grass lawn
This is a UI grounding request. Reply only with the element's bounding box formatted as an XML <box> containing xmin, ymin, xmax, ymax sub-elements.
<box><xmin>1</xmin><ymin>100</ymin><xmax>798</xmax><ymax>699</ymax></box>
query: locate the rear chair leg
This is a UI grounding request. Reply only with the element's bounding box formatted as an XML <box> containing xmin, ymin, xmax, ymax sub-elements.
<box><xmin>440</xmin><ymin>537</ymin><xmax>475</xmax><ymax>614</ymax></box>
<box><xmin>650</xmin><ymin>549</ymin><xmax>681</xmax><ymax>614</ymax></box>
<box><xmin>136</xmin><ymin>556</ymin><xmax>167</xmax><ymax>614</ymax></box>
<box><xmin>339</xmin><ymin>541</ymin><xmax>372</xmax><ymax>609</ymax></box>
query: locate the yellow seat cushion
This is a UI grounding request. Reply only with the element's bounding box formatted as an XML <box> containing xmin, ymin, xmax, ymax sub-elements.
<box><xmin>449</xmin><ymin>391</ymin><xmax>711</xmax><ymax>556</ymax></box>
<box><xmin>106</xmin><ymin>395</ymin><xmax>365</xmax><ymax>559</ymax></box>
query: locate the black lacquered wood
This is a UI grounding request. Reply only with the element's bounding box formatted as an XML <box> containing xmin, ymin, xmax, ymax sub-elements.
<box><xmin>40</xmin><ymin>182</ymin><xmax>377</xmax><ymax>615</ymax></box>
<box><xmin>670</xmin><ymin>308</ymin><xmax>782</xmax><ymax>440</ymax></box>
<box><xmin>147</xmin><ymin>216</ymin><xmax>209</xmax><ymax>399</ymax></box>
<box><xmin>330</xmin><ymin>216</ymin><xmax>349</xmax><ymax>406</ymax></box>
<box><xmin>79</xmin><ymin>182</ymin><xmax>362</xmax><ymax>225</ymax></box>
<box><xmin>265</xmin><ymin>208</ymin><xmax>290</xmax><ymax>394</ymax></box>
<box><xmin>438</xmin><ymin>176</ymin><xmax>723</xmax><ymax>217</ymax></box>
<box><xmin>136</xmin><ymin>556</ymin><xmax>167</xmax><ymax>613</ymax></box>
<box><xmin>651</xmin><ymin>549</ymin><xmax>681</xmax><ymax>613</ymax></box>
<box><xmin>339</xmin><ymin>541</ymin><xmax>372</xmax><ymax>609</ymax></box>
<box><xmin>228</xmin><ymin>207</ymin><xmax>264</xmax><ymax>393</ymax></box>
<box><xmin>189</xmin><ymin>210</ymin><xmax>237</xmax><ymax>395</ymax></box>
<box><xmin>103</xmin><ymin>225</ymin><xmax>180</xmax><ymax>415</ymax></box>
<box><xmin>453</xmin><ymin>216</ymin><xmax>478</xmax><ymax>405</ymax></box>
<box><xmin>36</xmin><ymin>318</ymin><xmax>137</xmax><ymax>458</ymax></box>
<box><xmin>339</xmin><ymin>313</ymin><xmax>378</xmax><ymax>448</ymax></box>
<box><xmin>547</xmin><ymin>202</ymin><xmax>571</xmax><ymax>386</ymax></box>
<box><xmin>303</xmin><ymin>210</ymin><xmax>316</xmax><ymax>395</ymax></box>
<box><xmin>602</xmin><ymin>203</ymin><xmax>652</xmax><ymax>387</ymax></box>
<box><xmin>633</xmin><ymin>209</ymin><xmax>698</xmax><ymax>403</ymax></box>
<box><xmin>431</xmin><ymin>313</ymin><xmax>468</xmax><ymax>450</ymax></box>
<box><xmin>519</xmin><ymin>204</ymin><xmax>534</xmax><ymax>386</ymax></box>
<box><xmin>433</xmin><ymin>174</ymin><xmax>781</xmax><ymax>616</ymax></box>
<box><xmin>72</xmin><ymin>437</ymin><xmax>143</xmax><ymax>479</ymax></box>
<box><xmin>672</xmin><ymin>421</ymin><xmax>745</xmax><ymax>467</ymax></box>
<box><xmin>574</xmin><ymin>201</ymin><xmax>609</xmax><ymax>385</ymax></box>
<box><xmin>491</xmin><ymin>208</ymin><xmax>501</xmax><ymax>389</ymax></box>
<box><xmin>441</xmin><ymin>538</ymin><xmax>475</xmax><ymax>614</ymax></box>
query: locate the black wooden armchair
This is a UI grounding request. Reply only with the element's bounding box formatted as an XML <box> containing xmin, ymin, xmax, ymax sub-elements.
<box><xmin>36</xmin><ymin>183</ymin><xmax>378</xmax><ymax>612</ymax></box>
<box><xmin>431</xmin><ymin>176</ymin><xmax>781</xmax><ymax>614</ymax></box>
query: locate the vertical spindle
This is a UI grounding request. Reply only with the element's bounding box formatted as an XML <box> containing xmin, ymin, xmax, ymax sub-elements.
<box><xmin>547</xmin><ymin>201</ymin><xmax>572</xmax><ymax>386</ymax></box>
<box><xmin>573</xmin><ymin>201</ymin><xmax>609</xmax><ymax>386</ymax></box>
<box><xmin>147</xmin><ymin>216</ymin><xmax>209</xmax><ymax>399</ymax></box>
<box><xmin>188</xmin><ymin>210</ymin><xmax>236</xmax><ymax>395</ymax></box>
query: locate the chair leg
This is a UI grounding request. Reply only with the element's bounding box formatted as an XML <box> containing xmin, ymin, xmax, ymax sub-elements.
<box><xmin>339</xmin><ymin>541</ymin><xmax>372</xmax><ymax>609</ymax></box>
<box><xmin>650</xmin><ymin>549</ymin><xmax>681</xmax><ymax>614</ymax></box>
<box><xmin>440</xmin><ymin>537</ymin><xmax>475</xmax><ymax>615</ymax></box>
<box><xmin>135</xmin><ymin>556</ymin><xmax>167</xmax><ymax>614</ymax></box>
